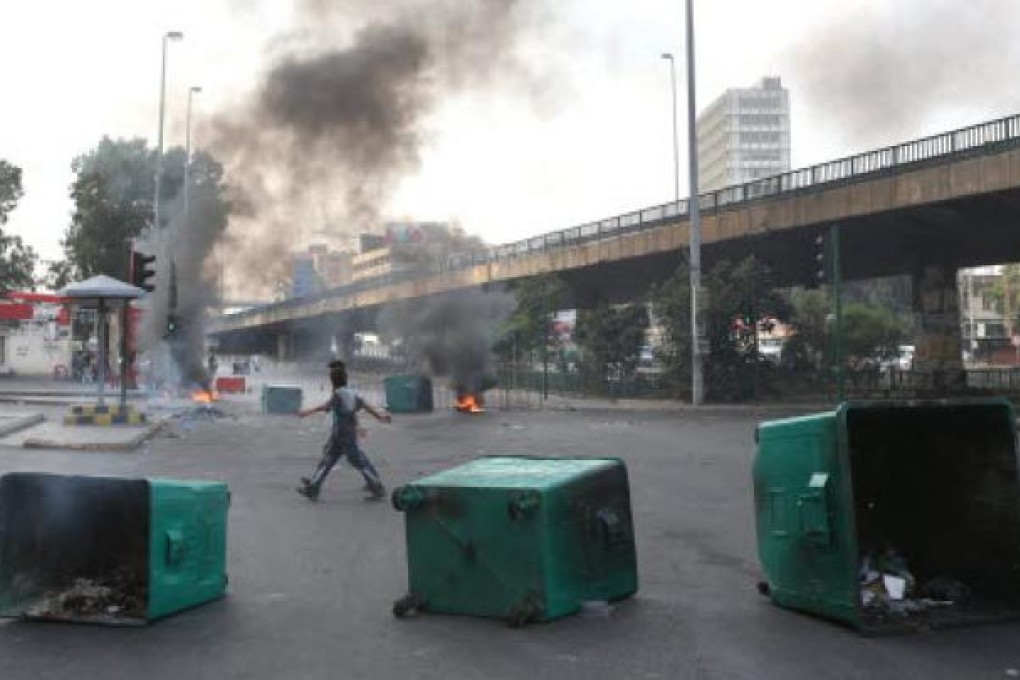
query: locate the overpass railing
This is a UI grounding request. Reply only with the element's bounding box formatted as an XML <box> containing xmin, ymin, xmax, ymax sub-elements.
<box><xmin>218</xmin><ymin>113</ymin><xmax>1020</xmax><ymax>326</ymax></box>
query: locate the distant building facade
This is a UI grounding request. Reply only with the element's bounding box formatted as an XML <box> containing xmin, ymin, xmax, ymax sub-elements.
<box><xmin>290</xmin><ymin>254</ymin><xmax>317</xmax><ymax>298</ymax></box>
<box><xmin>697</xmin><ymin>76</ymin><xmax>791</xmax><ymax>192</ymax></box>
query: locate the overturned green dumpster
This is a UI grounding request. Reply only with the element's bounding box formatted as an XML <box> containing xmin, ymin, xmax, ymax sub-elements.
<box><xmin>261</xmin><ymin>385</ymin><xmax>303</xmax><ymax>414</ymax></box>
<box><xmin>753</xmin><ymin>399</ymin><xmax>1020</xmax><ymax>633</ymax></box>
<box><xmin>384</xmin><ymin>374</ymin><xmax>433</xmax><ymax>414</ymax></box>
<box><xmin>391</xmin><ymin>456</ymin><xmax>637</xmax><ymax>626</ymax></box>
<box><xmin>0</xmin><ymin>473</ymin><xmax>229</xmax><ymax>625</ymax></box>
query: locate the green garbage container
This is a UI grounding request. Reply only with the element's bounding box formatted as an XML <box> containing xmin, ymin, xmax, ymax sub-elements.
<box><xmin>261</xmin><ymin>384</ymin><xmax>303</xmax><ymax>414</ymax></box>
<box><xmin>391</xmin><ymin>456</ymin><xmax>638</xmax><ymax>625</ymax></box>
<box><xmin>0</xmin><ymin>473</ymin><xmax>229</xmax><ymax>625</ymax></box>
<box><xmin>753</xmin><ymin>398</ymin><xmax>1020</xmax><ymax>633</ymax></box>
<box><xmin>384</xmin><ymin>374</ymin><xmax>433</xmax><ymax>414</ymax></box>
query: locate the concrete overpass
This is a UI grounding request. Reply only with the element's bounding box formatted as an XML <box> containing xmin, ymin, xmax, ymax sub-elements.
<box><xmin>212</xmin><ymin>113</ymin><xmax>1020</xmax><ymax>377</ymax></box>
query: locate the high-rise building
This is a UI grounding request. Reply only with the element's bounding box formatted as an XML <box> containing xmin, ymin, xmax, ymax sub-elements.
<box><xmin>696</xmin><ymin>76</ymin><xmax>791</xmax><ymax>192</ymax></box>
<box><xmin>290</xmin><ymin>254</ymin><xmax>317</xmax><ymax>298</ymax></box>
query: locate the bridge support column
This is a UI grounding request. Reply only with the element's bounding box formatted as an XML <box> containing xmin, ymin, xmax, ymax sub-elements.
<box><xmin>276</xmin><ymin>332</ymin><xmax>289</xmax><ymax>362</ymax></box>
<box><xmin>911</xmin><ymin>264</ymin><xmax>965</xmax><ymax>392</ymax></box>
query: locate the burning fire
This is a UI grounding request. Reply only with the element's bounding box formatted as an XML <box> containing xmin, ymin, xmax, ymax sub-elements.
<box><xmin>191</xmin><ymin>389</ymin><xmax>219</xmax><ymax>404</ymax></box>
<box><xmin>456</xmin><ymin>393</ymin><xmax>485</xmax><ymax>414</ymax></box>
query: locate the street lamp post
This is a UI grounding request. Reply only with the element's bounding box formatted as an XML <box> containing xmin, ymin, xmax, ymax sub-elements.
<box><xmin>685</xmin><ymin>0</ymin><xmax>704</xmax><ymax>405</ymax></box>
<box><xmin>184</xmin><ymin>85</ymin><xmax>203</xmax><ymax>221</ymax></box>
<box><xmin>153</xmin><ymin>31</ymin><xmax>183</xmax><ymax>242</ymax></box>
<box><xmin>661</xmin><ymin>54</ymin><xmax>680</xmax><ymax>204</ymax></box>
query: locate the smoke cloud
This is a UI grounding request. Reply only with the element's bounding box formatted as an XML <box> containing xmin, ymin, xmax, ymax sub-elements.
<box><xmin>781</xmin><ymin>0</ymin><xmax>1020</xmax><ymax>149</ymax></box>
<box><xmin>380</xmin><ymin>289</ymin><xmax>513</xmax><ymax>393</ymax></box>
<box><xmin>139</xmin><ymin>158</ymin><xmax>228</xmax><ymax>389</ymax></box>
<box><xmin>205</xmin><ymin>0</ymin><xmax>549</xmax><ymax>293</ymax></box>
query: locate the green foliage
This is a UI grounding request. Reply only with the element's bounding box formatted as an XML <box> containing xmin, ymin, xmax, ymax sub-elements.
<box><xmin>703</xmin><ymin>257</ymin><xmax>792</xmax><ymax>401</ymax></box>
<box><xmin>42</xmin><ymin>260</ymin><xmax>74</xmax><ymax>292</ymax></box>
<box><xmin>63</xmin><ymin>138</ymin><xmax>156</xmax><ymax>281</ymax></box>
<box><xmin>61</xmin><ymin>137</ymin><xmax>228</xmax><ymax>282</ymax></box>
<box><xmin>785</xmin><ymin>289</ymin><xmax>829</xmax><ymax>369</ymax></box>
<box><xmin>575</xmin><ymin>301</ymin><xmax>649</xmax><ymax>386</ymax></box>
<box><xmin>495</xmin><ymin>274</ymin><xmax>566</xmax><ymax>359</ymax></box>
<box><xmin>647</xmin><ymin>262</ymin><xmax>691</xmax><ymax>391</ymax></box>
<box><xmin>841</xmin><ymin>302</ymin><xmax>904</xmax><ymax>360</ymax></box>
<box><xmin>650</xmin><ymin>255</ymin><xmax>790</xmax><ymax>401</ymax></box>
<box><xmin>789</xmin><ymin>289</ymin><xmax>905</xmax><ymax>366</ymax></box>
<box><xmin>0</xmin><ymin>160</ymin><xmax>38</xmax><ymax>293</ymax></box>
<box><xmin>0</xmin><ymin>160</ymin><xmax>23</xmax><ymax>224</ymax></box>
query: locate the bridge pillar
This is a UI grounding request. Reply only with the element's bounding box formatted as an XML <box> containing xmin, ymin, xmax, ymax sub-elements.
<box><xmin>276</xmin><ymin>332</ymin><xmax>289</xmax><ymax>362</ymax></box>
<box><xmin>911</xmin><ymin>264</ymin><xmax>965</xmax><ymax>392</ymax></box>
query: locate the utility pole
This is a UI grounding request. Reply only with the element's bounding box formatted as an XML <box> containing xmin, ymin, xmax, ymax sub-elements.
<box><xmin>685</xmin><ymin>0</ymin><xmax>704</xmax><ymax>405</ymax></box>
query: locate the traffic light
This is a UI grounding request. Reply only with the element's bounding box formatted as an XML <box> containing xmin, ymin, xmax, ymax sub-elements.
<box><xmin>165</xmin><ymin>313</ymin><xmax>180</xmax><ymax>340</ymax></box>
<box><xmin>814</xmin><ymin>232</ymin><xmax>829</xmax><ymax>286</ymax></box>
<box><xmin>814</xmin><ymin>225</ymin><xmax>842</xmax><ymax>287</ymax></box>
<box><xmin>131</xmin><ymin>252</ymin><xmax>156</xmax><ymax>292</ymax></box>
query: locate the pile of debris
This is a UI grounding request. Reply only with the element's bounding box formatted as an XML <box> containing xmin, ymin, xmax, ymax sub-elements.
<box><xmin>25</xmin><ymin>572</ymin><xmax>145</xmax><ymax>622</ymax></box>
<box><xmin>860</xmin><ymin>549</ymin><xmax>970</xmax><ymax>619</ymax></box>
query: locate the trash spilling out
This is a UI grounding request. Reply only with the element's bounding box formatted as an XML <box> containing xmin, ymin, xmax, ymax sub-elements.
<box><xmin>859</xmin><ymin>550</ymin><xmax>970</xmax><ymax>622</ymax></box>
<box><xmin>25</xmin><ymin>574</ymin><xmax>146</xmax><ymax>623</ymax></box>
<box><xmin>754</xmin><ymin>399</ymin><xmax>1020</xmax><ymax>633</ymax></box>
<box><xmin>0</xmin><ymin>472</ymin><xmax>229</xmax><ymax>625</ymax></box>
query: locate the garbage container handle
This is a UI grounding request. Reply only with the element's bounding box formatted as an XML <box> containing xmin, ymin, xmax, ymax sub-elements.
<box><xmin>595</xmin><ymin>508</ymin><xmax>630</xmax><ymax>549</ymax></box>
<box><xmin>796</xmin><ymin>473</ymin><xmax>832</xmax><ymax>547</ymax></box>
<box><xmin>165</xmin><ymin>528</ymin><xmax>186</xmax><ymax>566</ymax></box>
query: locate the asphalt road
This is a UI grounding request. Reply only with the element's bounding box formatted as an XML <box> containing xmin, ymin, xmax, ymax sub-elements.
<box><xmin>0</xmin><ymin>402</ymin><xmax>1018</xmax><ymax>679</ymax></box>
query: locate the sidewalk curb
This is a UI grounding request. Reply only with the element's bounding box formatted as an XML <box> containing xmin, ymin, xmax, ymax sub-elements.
<box><xmin>0</xmin><ymin>413</ymin><xmax>45</xmax><ymax>438</ymax></box>
<box><xmin>22</xmin><ymin>420</ymin><xmax>166</xmax><ymax>453</ymax></box>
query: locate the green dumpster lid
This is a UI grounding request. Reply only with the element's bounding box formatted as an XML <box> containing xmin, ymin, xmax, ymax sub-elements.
<box><xmin>415</xmin><ymin>456</ymin><xmax>620</xmax><ymax>490</ymax></box>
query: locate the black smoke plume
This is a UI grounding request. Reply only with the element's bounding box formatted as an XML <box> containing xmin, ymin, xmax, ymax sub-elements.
<box><xmin>380</xmin><ymin>290</ymin><xmax>513</xmax><ymax>393</ymax></box>
<box><xmin>138</xmin><ymin>153</ymin><xmax>229</xmax><ymax>389</ymax></box>
<box><xmin>206</xmin><ymin>0</ymin><xmax>547</xmax><ymax>294</ymax></box>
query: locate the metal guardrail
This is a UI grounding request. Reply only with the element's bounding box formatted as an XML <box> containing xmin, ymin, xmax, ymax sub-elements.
<box><xmin>218</xmin><ymin>113</ymin><xmax>1020</xmax><ymax>327</ymax></box>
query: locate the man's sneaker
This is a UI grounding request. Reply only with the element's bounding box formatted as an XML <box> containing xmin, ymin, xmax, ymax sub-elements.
<box><xmin>296</xmin><ymin>482</ymin><xmax>319</xmax><ymax>501</ymax></box>
<box><xmin>365</xmin><ymin>483</ymin><xmax>386</xmax><ymax>501</ymax></box>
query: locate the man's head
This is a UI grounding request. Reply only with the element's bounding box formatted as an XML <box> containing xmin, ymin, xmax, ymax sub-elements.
<box><xmin>328</xmin><ymin>360</ymin><xmax>348</xmax><ymax>389</ymax></box>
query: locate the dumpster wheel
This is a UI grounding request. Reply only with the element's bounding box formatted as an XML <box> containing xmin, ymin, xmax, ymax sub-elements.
<box><xmin>756</xmin><ymin>580</ymin><xmax>771</xmax><ymax>597</ymax></box>
<box><xmin>506</xmin><ymin>590</ymin><xmax>544</xmax><ymax>628</ymax></box>
<box><xmin>392</xmin><ymin>592</ymin><xmax>427</xmax><ymax>619</ymax></box>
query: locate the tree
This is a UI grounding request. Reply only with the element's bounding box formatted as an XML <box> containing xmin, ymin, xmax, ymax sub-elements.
<box><xmin>0</xmin><ymin>160</ymin><xmax>38</xmax><ymax>293</ymax></box>
<box><xmin>647</xmin><ymin>262</ymin><xmax>692</xmax><ymax>391</ymax></box>
<box><xmin>702</xmin><ymin>256</ymin><xmax>792</xmax><ymax>401</ymax></box>
<box><xmin>789</xmin><ymin>289</ymin><xmax>904</xmax><ymax>372</ymax></box>
<box><xmin>575</xmin><ymin>301</ymin><xmax>649</xmax><ymax>387</ymax></box>
<box><xmin>62</xmin><ymin>138</ymin><xmax>154</xmax><ymax>281</ymax></box>
<box><xmin>61</xmin><ymin>138</ymin><xmax>227</xmax><ymax>282</ymax></box>
<box><xmin>786</xmin><ymin>288</ymin><xmax>830</xmax><ymax>370</ymax></box>
<box><xmin>842</xmin><ymin>302</ymin><xmax>904</xmax><ymax>361</ymax></box>
<box><xmin>41</xmin><ymin>260</ymin><xmax>74</xmax><ymax>292</ymax></box>
<box><xmin>650</xmin><ymin>255</ymin><xmax>791</xmax><ymax>401</ymax></box>
<box><xmin>495</xmin><ymin>274</ymin><xmax>567</xmax><ymax>361</ymax></box>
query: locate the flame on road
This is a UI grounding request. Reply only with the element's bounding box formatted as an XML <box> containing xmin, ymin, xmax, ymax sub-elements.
<box><xmin>191</xmin><ymin>389</ymin><xmax>218</xmax><ymax>404</ymax></box>
<box><xmin>455</xmin><ymin>394</ymin><xmax>485</xmax><ymax>414</ymax></box>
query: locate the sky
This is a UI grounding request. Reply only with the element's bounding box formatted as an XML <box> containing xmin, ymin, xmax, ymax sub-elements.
<box><xmin>2</xmin><ymin>0</ymin><xmax>1019</xmax><ymax>269</ymax></box>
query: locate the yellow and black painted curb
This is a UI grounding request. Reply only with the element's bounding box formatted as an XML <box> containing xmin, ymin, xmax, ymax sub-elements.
<box><xmin>64</xmin><ymin>404</ymin><xmax>147</xmax><ymax>427</ymax></box>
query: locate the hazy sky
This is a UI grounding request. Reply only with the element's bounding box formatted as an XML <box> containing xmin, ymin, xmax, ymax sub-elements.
<box><xmin>2</xmin><ymin>0</ymin><xmax>1018</xmax><ymax>264</ymax></box>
